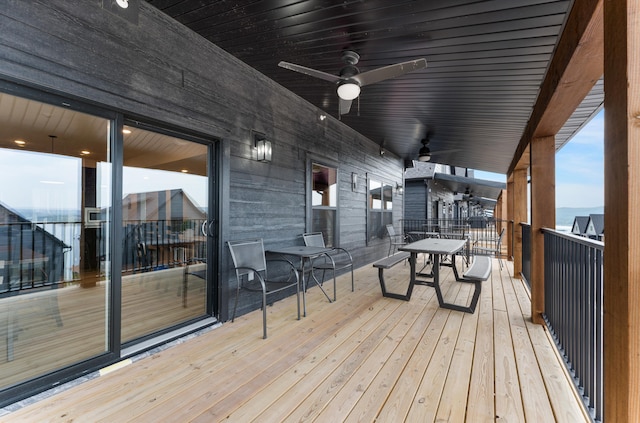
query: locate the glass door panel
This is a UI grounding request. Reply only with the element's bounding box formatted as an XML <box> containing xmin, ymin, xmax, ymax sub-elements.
<box><xmin>0</xmin><ymin>92</ymin><xmax>111</xmax><ymax>388</ymax></box>
<box><xmin>121</xmin><ymin>125</ymin><xmax>209</xmax><ymax>343</ymax></box>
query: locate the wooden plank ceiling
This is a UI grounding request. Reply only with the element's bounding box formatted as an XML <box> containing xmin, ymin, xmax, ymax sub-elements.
<box><xmin>147</xmin><ymin>0</ymin><xmax>601</xmax><ymax>174</ymax></box>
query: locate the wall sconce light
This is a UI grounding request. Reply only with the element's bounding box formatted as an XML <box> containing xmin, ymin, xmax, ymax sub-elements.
<box><xmin>254</xmin><ymin>132</ymin><xmax>272</xmax><ymax>163</ymax></box>
<box><xmin>396</xmin><ymin>183</ymin><xmax>404</xmax><ymax>195</ymax></box>
<box><xmin>351</xmin><ymin>173</ymin><xmax>358</xmax><ymax>191</ymax></box>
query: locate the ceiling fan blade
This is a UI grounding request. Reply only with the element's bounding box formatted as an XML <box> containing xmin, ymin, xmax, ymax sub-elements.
<box><xmin>353</xmin><ymin>58</ymin><xmax>427</xmax><ymax>87</ymax></box>
<box><xmin>278</xmin><ymin>61</ymin><xmax>341</xmax><ymax>83</ymax></box>
<box><xmin>430</xmin><ymin>148</ymin><xmax>462</xmax><ymax>155</ymax></box>
<box><xmin>339</xmin><ymin>98</ymin><xmax>353</xmax><ymax>115</ymax></box>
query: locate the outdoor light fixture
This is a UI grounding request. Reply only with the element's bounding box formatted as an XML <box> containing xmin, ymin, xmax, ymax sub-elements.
<box><xmin>418</xmin><ymin>144</ymin><xmax>431</xmax><ymax>162</ymax></box>
<box><xmin>102</xmin><ymin>0</ymin><xmax>139</xmax><ymax>24</ymax></box>
<box><xmin>337</xmin><ymin>81</ymin><xmax>361</xmax><ymax>100</ymax></box>
<box><xmin>254</xmin><ymin>133</ymin><xmax>272</xmax><ymax>163</ymax></box>
<box><xmin>396</xmin><ymin>183</ymin><xmax>404</xmax><ymax>195</ymax></box>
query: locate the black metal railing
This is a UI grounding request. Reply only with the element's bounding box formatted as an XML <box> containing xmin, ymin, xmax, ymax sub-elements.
<box><xmin>401</xmin><ymin>218</ymin><xmax>512</xmax><ymax>258</ymax></box>
<box><xmin>543</xmin><ymin>228</ymin><xmax>604</xmax><ymax>422</ymax></box>
<box><xmin>520</xmin><ymin>223</ymin><xmax>531</xmax><ymax>288</ymax></box>
<box><xmin>122</xmin><ymin>219</ymin><xmax>207</xmax><ymax>274</ymax></box>
<box><xmin>0</xmin><ymin>221</ymin><xmax>75</xmax><ymax>294</ymax></box>
<box><xmin>1</xmin><ymin>219</ymin><xmax>208</xmax><ymax>294</ymax></box>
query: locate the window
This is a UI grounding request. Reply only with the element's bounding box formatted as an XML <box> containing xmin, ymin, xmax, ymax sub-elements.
<box><xmin>310</xmin><ymin>162</ymin><xmax>338</xmax><ymax>246</ymax></box>
<box><xmin>368</xmin><ymin>177</ymin><xmax>393</xmax><ymax>241</ymax></box>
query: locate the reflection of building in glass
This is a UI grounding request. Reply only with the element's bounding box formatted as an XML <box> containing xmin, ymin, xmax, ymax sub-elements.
<box><xmin>0</xmin><ymin>201</ymin><xmax>68</xmax><ymax>293</ymax></box>
<box><xmin>121</xmin><ymin>189</ymin><xmax>207</xmax><ymax>273</ymax></box>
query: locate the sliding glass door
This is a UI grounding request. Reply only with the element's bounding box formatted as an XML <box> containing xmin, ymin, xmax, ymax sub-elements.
<box><xmin>0</xmin><ymin>88</ymin><xmax>218</xmax><ymax>403</ymax></box>
<box><xmin>120</xmin><ymin>124</ymin><xmax>213</xmax><ymax>344</ymax></box>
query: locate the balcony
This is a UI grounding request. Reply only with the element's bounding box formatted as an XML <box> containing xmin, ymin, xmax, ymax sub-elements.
<box><xmin>5</xmin><ymin>256</ymin><xmax>588</xmax><ymax>422</ymax></box>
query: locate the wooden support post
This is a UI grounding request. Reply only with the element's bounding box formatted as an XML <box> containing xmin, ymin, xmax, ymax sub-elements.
<box><xmin>494</xmin><ymin>192</ymin><xmax>502</xmax><ymax>222</ymax></box>
<box><xmin>530</xmin><ymin>135</ymin><xmax>555</xmax><ymax>325</ymax></box>
<box><xmin>604</xmin><ymin>0</ymin><xmax>640</xmax><ymax>421</ymax></box>
<box><xmin>498</xmin><ymin>189</ymin><xmax>509</xmax><ymax>262</ymax></box>
<box><xmin>512</xmin><ymin>167</ymin><xmax>528</xmax><ymax>277</ymax></box>
<box><xmin>507</xmin><ymin>174</ymin><xmax>514</xmax><ymax>265</ymax></box>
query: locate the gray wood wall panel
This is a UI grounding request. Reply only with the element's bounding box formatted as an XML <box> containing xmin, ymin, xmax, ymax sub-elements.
<box><xmin>0</xmin><ymin>1</ymin><xmax>403</xmax><ymax>320</ymax></box>
<box><xmin>405</xmin><ymin>181</ymin><xmax>428</xmax><ymax>220</ymax></box>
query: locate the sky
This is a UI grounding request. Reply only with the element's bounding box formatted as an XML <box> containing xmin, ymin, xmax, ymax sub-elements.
<box><xmin>474</xmin><ymin>109</ymin><xmax>604</xmax><ymax>209</ymax></box>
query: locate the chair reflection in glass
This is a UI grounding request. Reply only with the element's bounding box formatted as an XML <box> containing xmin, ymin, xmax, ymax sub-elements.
<box><xmin>227</xmin><ymin>239</ymin><xmax>300</xmax><ymax>339</ymax></box>
<box><xmin>302</xmin><ymin>232</ymin><xmax>354</xmax><ymax>301</ymax></box>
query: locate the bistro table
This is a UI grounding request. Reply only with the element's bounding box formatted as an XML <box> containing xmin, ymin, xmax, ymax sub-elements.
<box><xmin>266</xmin><ymin>245</ymin><xmax>333</xmax><ymax>317</ymax></box>
<box><xmin>399</xmin><ymin>238</ymin><xmax>466</xmax><ymax>304</ymax></box>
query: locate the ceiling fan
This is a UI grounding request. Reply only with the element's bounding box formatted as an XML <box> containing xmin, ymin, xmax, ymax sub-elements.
<box><xmin>278</xmin><ymin>50</ymin><xmax>427</xmax><ymax>115</ymax></box>
<box><xmin>418</xmin><ymin>136</ymin><xmax>461</xmax><ymax>162</ymax></box>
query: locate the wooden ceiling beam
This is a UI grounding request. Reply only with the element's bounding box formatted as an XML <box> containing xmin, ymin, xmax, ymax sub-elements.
<box><xmin>508</xmin><ymin>0</ymin><xmax>604</xmax><ymax>175</ymax></box>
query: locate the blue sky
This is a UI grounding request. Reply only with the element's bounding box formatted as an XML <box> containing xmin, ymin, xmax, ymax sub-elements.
<box><xmin>474</xmin><ymin>109</ymin><xmax>604</xmax><ymax>208</ymax></box>
<box><xmin>555</xmin><ymin>110</ymin><xmax>604</xmax><ymax>208</ymax></box>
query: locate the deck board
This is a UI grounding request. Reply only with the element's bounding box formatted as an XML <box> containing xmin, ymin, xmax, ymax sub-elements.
<box><xmin>4</xmin><ymin>256</ymin><xmax>589</xmax><ymax>422</ymax></box>
<box><xmin>466</xmin><ymin>274</ymin><xmax>496</xmax><ymax>422</ymax></box>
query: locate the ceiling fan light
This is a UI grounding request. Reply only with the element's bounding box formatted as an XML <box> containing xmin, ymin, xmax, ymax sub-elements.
<box><xmin>418</xmin><ymin>145</ymin><xmax>431</xmax><ymax>161</ymax></box>
<box><xmin>337</xmin><ymin>81</ymin><xmax>360</xmax><ymax>100</ymax></box>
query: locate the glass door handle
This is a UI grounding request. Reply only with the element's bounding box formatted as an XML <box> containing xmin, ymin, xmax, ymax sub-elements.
<box><xmin>201</xmin><ymin>221</ymin><xmax>208</xmax><ymax>237</ymax></box>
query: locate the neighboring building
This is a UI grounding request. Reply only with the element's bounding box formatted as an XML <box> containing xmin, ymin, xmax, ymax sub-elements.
<box><xmin>122</xmin><ymin>189</ymin><xmax>206</xmax><ymax>223</ymax></box>
<box><xmin>571</xmin><ymin>216</ymin><xmax>589</xmax><ymax>236</ymax></box>
<box><xmin>0</xmin><ymin>202</ymin><xmax>68</xmax><ymax>293</ymax></box>
<box><xmin>586</xmin><ymin>214</ymin><xmax>605</xmax><ymax>241</ymax></box>
<box><xmin>121</xmin><ymin>189</ymin><xmax>207</xmax><ymax>271</ymax></box>
<box><xmin>404</xmin><ymin>161</ymin><xmax>505</xmax><ymax>229</ymax></box>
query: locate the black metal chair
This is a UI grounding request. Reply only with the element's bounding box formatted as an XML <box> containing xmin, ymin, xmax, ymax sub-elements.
<box><xmin>385</xmin><ymin>224</ymin><xmax>407</xmax><ymax>256</ymax></box>
<box><xmin>302</xmin><ymin>232</ymin><xmax>354</xmax><ymax>301</ymax></box>
<box><xmin>227</xmin><ymin>239</ymin><xmax>300</xmax><ymax>339</ymax></box>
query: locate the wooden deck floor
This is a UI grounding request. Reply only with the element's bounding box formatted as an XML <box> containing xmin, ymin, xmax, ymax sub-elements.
<box><xmin>4</xmin><ymin>256</ymin><xmax>589</xmax><ymax>422</ymax></box>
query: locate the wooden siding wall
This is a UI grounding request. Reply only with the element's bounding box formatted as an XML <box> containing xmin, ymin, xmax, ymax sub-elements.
<box><xmin>404</xmin><ymin>179</ymin><xmax>457</xmax><ymax>221</ymax></box>
<box><xmin>0</xmin><ymin>1</ymin><xmax>403</xmax><ymax>320</ymax></box>
<box><xmin>427</xmin><ymin>181</ymin><xmax>455</xmax><ymax>219</ymax></box>
<box><xmin>404</xmin><ymin>181</ymin><xmax>427</xmax><ymax>220</ymax></box>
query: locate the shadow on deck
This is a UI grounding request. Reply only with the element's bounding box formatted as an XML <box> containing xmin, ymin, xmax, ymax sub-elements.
<box><xmin>5</xmin><ymin>256</ymin><xmax>589</xmax><ymax>422</ymax></box>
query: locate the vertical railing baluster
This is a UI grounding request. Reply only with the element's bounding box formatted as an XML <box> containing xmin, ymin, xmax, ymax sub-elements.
<box><xmin>543</xmin><ymin>229</ymin><xmax>603</xmax><ymax>422</ymax></box>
